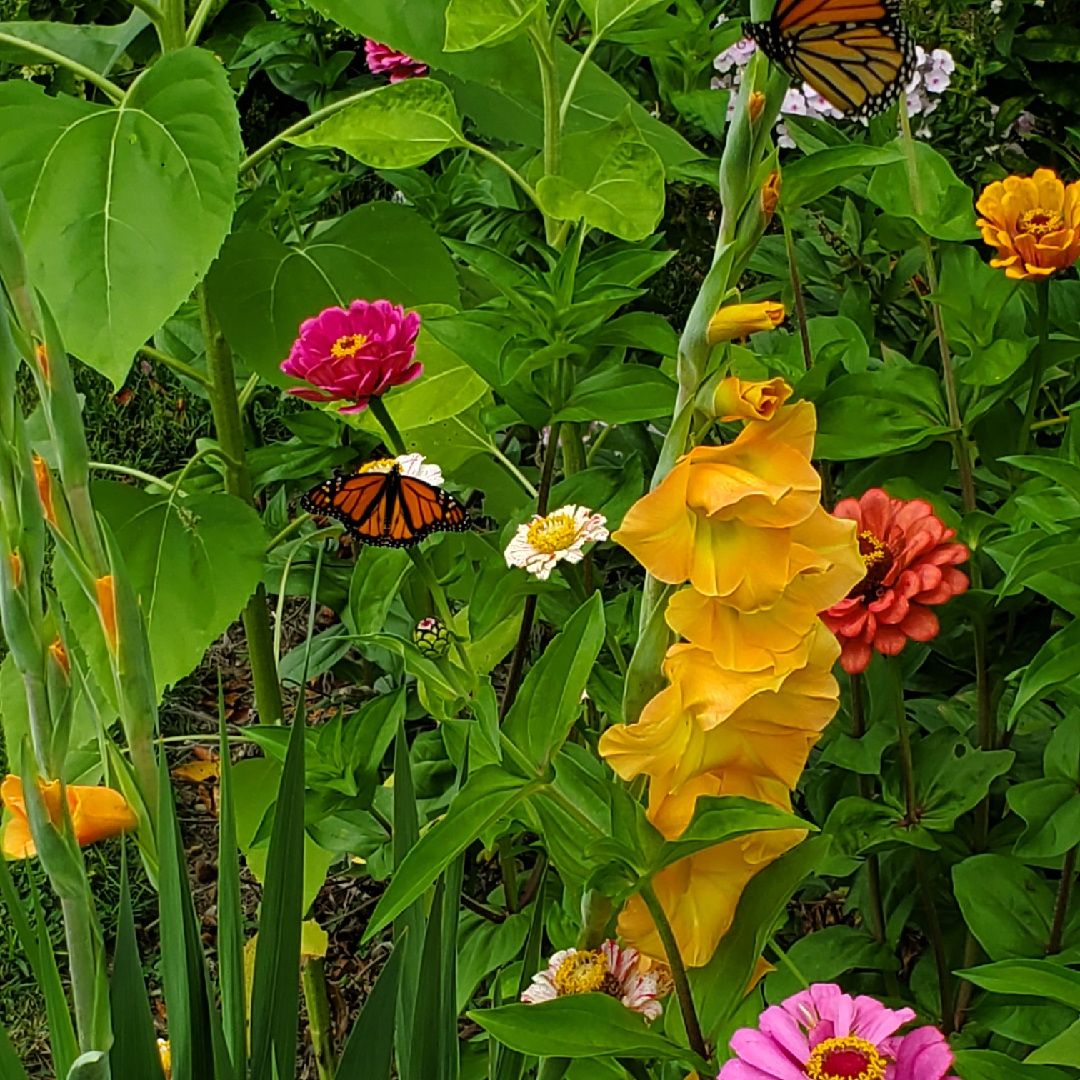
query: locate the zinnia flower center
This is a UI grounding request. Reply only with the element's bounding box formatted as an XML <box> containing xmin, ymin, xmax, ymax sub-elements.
<box><xmin>805</xmin><ymin>1036</ymin><xmax>886</xmax><ymax>1080</ymax></box>
<box><xmin>526</xmin><ymin>512</ymin><xmax>578</xmax><ymax>555</ymax></box>
<box><xmin>359</xmin><ymin>457</ymin><xmax>400</xmax><ymax>474</ymax></box>
<box><xmin>330</xmin><ymin>333</ymin><xmax>369</xmax><ymax>359</ymax></box>
<box><xmin>858</xmin><ymin>530</ymin><xmax>887</xmax><ymax>568</ymax></box>
<box><xmin>553</xmin><ymin>951</ymin><xmax>622</xmax><ymax>997</ymax></box>
<box><xmin>1018</xmin><ymin>208</ymin><xmax>1063</xmax><ymax>239</ymax></box>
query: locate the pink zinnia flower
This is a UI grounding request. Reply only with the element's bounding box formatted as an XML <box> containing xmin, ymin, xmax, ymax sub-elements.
<box><xmin>280</xmin><ymin>300</ymin><xmax>422</xmax><ymax>414</ymax></box>
<box><xmin>819</xmin><ymin>489</ymin><xmax>969</xmax><ymax>675</ymax></box>
<box><xmin>364</xmin><ymin>40</ymin><xmax>428</xmax><ymax>82</ymax></box>
<box><xmin>520</xmin><ymin>941</ymin><xmax>662</xmax><ymax>1022</ymax></box>
<box><xmin>718</xmin><ymin>983</ymin><xmax>957</xmax><ymax>1080</ymax></box>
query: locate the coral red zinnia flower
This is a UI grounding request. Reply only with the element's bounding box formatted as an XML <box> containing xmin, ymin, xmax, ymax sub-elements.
<box><xmin>281</xmin><ymin>300</ymin><xmax>422</xmax><ymax>414</ymax></box>
<box><xmin>820</xmin><ymin>489</ymin><xmax>969</xmax><ymax>675</ymax></box>
<box><xmin>718</xmin><ymin>982</ymin><xmax>958</xmax><ymax>1080</ymax></box>
<box><xmin>364</xmin><ymin>40</ymin><xmax>428</xmax><ymax>82</ymax></box>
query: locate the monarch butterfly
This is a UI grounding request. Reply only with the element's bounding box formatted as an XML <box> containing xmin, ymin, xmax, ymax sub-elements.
<box><xmin>745</xmin><ymin>0</ymin><xmax>915</xmax><ymax>120</ymax></box>
<box><xmin>302</xmin><ymin>460</ymin><xmax>469</xmax><ymax>548</ymax></box>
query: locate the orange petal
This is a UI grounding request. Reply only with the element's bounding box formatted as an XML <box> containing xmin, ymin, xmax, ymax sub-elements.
<box><xmin>69</xmin><ymin>785</ymin><xmax>139</xmax><ymax>846</ymax></box>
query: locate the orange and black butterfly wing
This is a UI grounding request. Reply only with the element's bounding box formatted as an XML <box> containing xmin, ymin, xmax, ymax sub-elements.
<box><xmin>302</xmin><ymin>471</ymin><xmax>469</xmax><ymax>548</ymax></box>
<box><xmin>745</xmin><ymin>0</ymin><xmax>914</xmax><ymax>119</ymax></box>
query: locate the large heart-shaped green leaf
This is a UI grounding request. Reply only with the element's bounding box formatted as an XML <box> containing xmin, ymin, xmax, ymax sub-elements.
<box><xmin>536</xmin><ymin>111</ymin><xmax>665</xmax><ymax>241</ymax></box>
<box><xmin>0</xmin><ymin>47</ymin><xmax>241</xmax><ymax>385</ymax></box>
<box><xmin>89</xmin><ymin>481</ymin><xmax>268</xmax><ymax>695</ymax></box>
<box><xmin>207</xmin><ymin>201</ymin><xmax>460</xmax><ymax>384</ymax></box>
<box><xmin>444</xmin><ymin>0</ymin><xmax>543</xmax><ymax>51</ymax></box>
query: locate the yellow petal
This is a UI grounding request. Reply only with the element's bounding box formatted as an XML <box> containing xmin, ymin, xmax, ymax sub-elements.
<box><xmin>707</xmin><ymin>302</ymin><xmax>785</xmax><ymax>345</ymax></box>
<box><xmin>710</xmin><ymin>377</ymin><xmax>792</xmax><ymax>423</ymax></box>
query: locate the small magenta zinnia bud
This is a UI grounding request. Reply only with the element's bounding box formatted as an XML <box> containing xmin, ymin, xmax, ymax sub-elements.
<box><xmin>364</xmin><ymin>40</ymin><xmax>428</xmax><ymax>82</ymax></box>
<box><xmin>412</xmin><ymin>617</ymin><xmax>450</xmax><ymax>659</ymax></box>
<box><xmin>281</xmin><ymin>300</ymin><xmax>422</xmax><ymax>415</ymax></box>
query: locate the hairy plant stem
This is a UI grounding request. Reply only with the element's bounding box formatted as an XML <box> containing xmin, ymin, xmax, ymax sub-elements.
<box><xmin>851</xmin><ymin>675</ymin><xmax>888</xmax><ymax>948</ymax></box>
<box><xmin>302</xmin><ymin>958</ymin><xmax>336</xmax><ymax>1080</ymax></box>
<box><xmin>1047</xmin><ymin>844</ymin><xmax>1079</xmax><ymax>956</ymax></box>
<box><xmin>783</xmin><ymin>214</ymin><xmax>813</xmax><ymax>370</ymax></box>
<box><xmin>640</xmin><ymin>882</ymin><xmax>708</xmax><ymax>1062</ymax></box>
<box><xmin>890</xmin><ymin>657</ymin><xmax>953</xmax><ymax>1030</ymax></box>
<box><xmin>198</xmin><ymin>285</ymin><xmax>284</xmax><ymax>725</ymax></box>
<box><xmin>1018</xmin><ymin>279</ymin><xmax>1051</xmax><ymax>455</ymax></box>
<box><xmin>500</xmin><ymin>423</ymin><xmax>561</xmax><ymax>720</ymax></box>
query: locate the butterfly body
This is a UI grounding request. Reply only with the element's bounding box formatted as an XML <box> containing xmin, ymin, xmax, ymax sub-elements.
<box><xmin>302</xmin><ymin>464</ymin><xmax>469</xmax><ymax>548</ymax></box>
<box><xmin>746</xmin><ymin>0</ymin><xmax>915</xmax><ymax>120</ymax></box>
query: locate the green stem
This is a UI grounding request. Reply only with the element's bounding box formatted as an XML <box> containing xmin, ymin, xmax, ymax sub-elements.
<box><xmin>184</xmin><ymin>0</ymin><xmax>218</xmax><ymax>45</ymax></box>
<box><xmin>1018</xmin><ymin>279</ymin><xmax>1051</xmax><ymax>455</ymax></box>
<box><xmin>1047</xmin><ymin>843</ymin><xmax>1079</xmax><ymax>956</ymax></box>
<box><xmin>198</xmin><ymin>284</ymin><xmax>285</xmax><ymax>726</ymax></box>
<box><xmin>60</xmin><ymin>895</ymin><xmax>100</xmax><ymax>1052</ymax></box>
<box><xmin>768</xmin><ymin>936</ymin><xmax>810</xmax><ymax>990</ymax></box>
<box><xmin>0</xmin><ymin>32</ymin><xmax>124</xmax><ymax>102</ymax></box>
<box><xmin>89</xmin><ymin>461</ymin><xmax>183</xmax><ymax>496</ymax></box>
<box><xmin>851</xmin><ymin>674</ymin><xmax>888</xmax><ymax>949</ymax></box>
<box><xmin>527</xmin><ymin>23</ymin><xmax>563</xmax><ymax>246</ymax></box>
<box><xmin>302</xmin><ymin>957</ymin><xmax>337</xmax><ymax>1080</ymax></box>
<box><xmin>239</xmin><ymin>86</ymin><xmax>383</xmax><ymax>175</ymax></box>
<box><xmin>406</xmin><ymin>547</ymin><xmax>475</xmax><ymax>681</ymax></box>
<box><xmin>888</xmin><ymin>657</ymin><xmax>918</xmax><ymax>826</ymax></box>
<box><xmin>158</xmin><ymin>0</ymin><xmax>186</xmax><ymax>50</ymax></box>
<box><xmin>498</xmin><ymin>834</ymin><xmax>520</xmax><ymax>914</ymax></box>
<box><xmin>783</xmin><ymin>214</ymin><xmax>813</xmax><ymax>371</ymax></box>
<box><xmin>639</xmin><ymin>882</ymin><xmax>708</xmax><ymax>1062</ymax></box>
<box><xmin>125</xmin><ymin>0</ymin><xmax>165</xmax><ymax>29</ymax></box>
<box><xmin>915</xmin><ymin>849</ymin><xmax>953</xmax><ymax>1033</ymax></box>
<box><xmin>266</xmin><ymin>512</ymin><xmax>313</xmax><ymax>553</ymax></box>
<box><xmin>558</xmin><ymin>34</ymin><xmax>602</xmax><ymax>129</ymax></box>
<box><xmin>463</xmin><ymin>140</ymin><xmax>543</xmax><ymax>210</ymax></box>
<box><xmin>138</xmin><ymin>345</ymin><xmax>212</xmax><ymax>390</ymax></box>
<box><xmin>367</xmin><ymin>394</ymin><xmax>407</xmax><ymax>456</ymax></box>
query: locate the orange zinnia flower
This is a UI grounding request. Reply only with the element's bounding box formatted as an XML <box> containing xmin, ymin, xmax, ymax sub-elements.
<box><xmin>613</xmin><ymin>403</ymin><xmax>820</xmax><ymax>607</ymax></box>
<box><xmin>820</xmin><ymin>489</ymin><xmax>969</xmax><ymax>674</ymax></box>
<box><xmin>707</xmin><ymin>302</ymin><xmax>785</xmax><ymax>345</ymax></box>
<box><xmin>976</xmin><ymin>168</ymin><xmax>1080</xmax><ymax>280</ymax></box>
<box><xmin>1</xmin><ymin>775</ymin><xmax>138</xmax><ymax>858</ymax></box>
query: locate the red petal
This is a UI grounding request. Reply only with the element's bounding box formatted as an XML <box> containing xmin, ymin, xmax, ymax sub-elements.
<box><xmin>900</xmin><ymin>605</ymin><xmax>939</xmax><ymax>642</ymax></box>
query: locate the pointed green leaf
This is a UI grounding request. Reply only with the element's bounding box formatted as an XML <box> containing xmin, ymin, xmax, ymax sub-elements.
<box><xmin>444</xmin><ymin>0</ymin><xmax>542</xmax><ymax>50</ymax></box>
<box><xmin>337</xmin><ymin>936</ymin><xmax>404</xmax><ymax>1078</ymax></box>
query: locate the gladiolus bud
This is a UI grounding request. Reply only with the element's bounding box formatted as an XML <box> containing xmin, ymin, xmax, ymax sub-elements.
<box><xmin>48</xmin><ymin>637</ymin><xmax>70</xmax><ymax>677</ymax></box>
<box><xmin>710</xmin><ymin>377</ymin><xmax>793</xmax><ymax>423</ymax></box>
<box><xmin>748</xmin><ymin>91</ymin><xmax>766</xmax><ymax>123</ymax></box>
<box><xmin>707</xmin><ymin>302</ymin><xmax>785</xmax><ymax>345</ymax></box>
<box><xmin>8</xmin><ymin>551</ymin><xmax>21</xmax><ymax>590</ymax></box>
<box><xmin>761</xmin><ymin>170</ymin><xmax>781</xmax><ymax>220</ymax></box>
<box><xmin>158</xmin><ymin>1039</ymin><xmax>172</xmax><ymax>1079</ymax></box>
<box><xmin>35</xmin><ymin>342</ymin><xmax>50</xmax><ymax>385</ymax></box>
<box><xmin>96</xmin><ymin>574</ymin><xmax>118</xmax><ymax>654</ymax></box>
<box><xmin>32</xmin><ymin>454</ymin><xmax>57</xmax><ymax>527</ymax></box>
<box><xmin>0</xmin><ymin>775</ymin><xmax>138</xmax><ymax>859</ymax></box>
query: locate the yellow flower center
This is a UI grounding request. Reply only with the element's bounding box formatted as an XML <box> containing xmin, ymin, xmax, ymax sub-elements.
<box><xmin>359</xmin><ymin>458</ymin><xmax>399</xmax><ymax>473</ymax></box>
<box><xmin>526</xmin><ymin>512</ymin><xmax>578</xmax><ymax>555</ymax></box>
<box><xmin>804</xmin><ymin>1036</ymin><xmax>886</xmax><ymax>1080</ymax></box>
<box><xmin>330</xmin><ymin>333</ymin><xmax>368</xmax><ymax>359</ymax></box>
<box><xmin>857</xmin><ymin>530</ymin><xmax>886</xmax><ymax>568</ymax></box>
<box><xmin>1018</xmin><ymin>208</ymin><xmax>1063</xmax><ymax>239</ymax></box>
<box><xmin>553</xmin><ymin>950</ymin><xmax>621</xmax><ymax>997</ymax></box>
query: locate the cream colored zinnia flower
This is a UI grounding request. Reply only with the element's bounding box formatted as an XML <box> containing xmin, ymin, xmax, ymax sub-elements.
<box><xmin>505</xmin><ymin>504</ymin><xmax>608</xmax><ymax>580</ymax></box>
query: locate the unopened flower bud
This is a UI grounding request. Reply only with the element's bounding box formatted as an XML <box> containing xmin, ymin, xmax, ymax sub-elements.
<box><xmin>8</xmin><ymin>551</ymin><xmax>21</xmax><ymax>590</ymax></box>
<box><xmin>96</xmin><ymin>575</ymin><xmax>118</xmax><ymax>655</ymax></box>
<box><xmin>761</xmin><ymin>169</ymin><xmax>781</xmax><ymax>220</ymax></box>
<box><xmin>706</xmin><ymin>302</ymin><xmax>785</xmax><ymax>345</ymax></box>
<box><xmin>748</xmin><ymin>91</ymin><xmax>766</xmax><ymax>123</ymax></box>
<box><xmin>48</xmin><ymin>637</ymin><xmax>70</xmax><ymax>677</ymax></box>
<box><xmin>412</xmin><ymin>617</ymin><xmax>450</xmax><ymax>659</ymax></box>
<box><xmin>35</xmin><ymin>342</ymin><xmax>50</xmax><ymax>385</ymax></box>
<box><xmin>32</xmin><ymin>454</ymin><xmax>57</xmax><ymax>527</ymax></box>
<box><xmin>706</xmin><ymin>376</ymin><xmax>793</xmax><ymax>423</ymax></box>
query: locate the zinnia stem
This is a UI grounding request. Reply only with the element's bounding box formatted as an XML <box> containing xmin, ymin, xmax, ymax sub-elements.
<box><xmin>366</xmin><ymin>394</ymin><xmax>408</xmax><ymax>456</ymax></box>
<box><xmin>888</xmin><ymin>657</ymin><xmax>918</xmax><ymax>826</ymax></box>
<box><xmin>1018</xmin><ymin>278</ymin><xmax>1052</xmax><ymax>455</ymax></box>
<box><xmin>406</xmin><ymin>548</ymin><xmax>475</xmax><ymax>681</ymax></box>
<box><xmin>851</xmin><ymin>675</ymin><xmax>888</xmax><ymax>951</ymax></box>
<box><xmin>767</xmin><ymin>936</ymin><xmax>810</xmax><ymax>990</ymax></box>
<box><xmin>1047</xmin><ymin>843</ymin><xmax>1079</xmax><ymax>956</ymax></box>
<box><xmin>639</xmin><ymin>881</ymin><xmax>708</xmax><ymax>1062</ymax></box>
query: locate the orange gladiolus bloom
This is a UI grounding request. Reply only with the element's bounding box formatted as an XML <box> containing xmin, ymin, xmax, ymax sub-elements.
<box><xmin>1</xmin><ymin>775</ymin><xmax>138</xmax><ymax>859</ymax></box>
<box><xmin>976</xmin><ymin>168</ymin><xmax>1080</xmax><ymax>280</ymax></box>
<box><xmin>619</xmin><ymin>820</ymin><xmax>806</xmax><ymax>968</ymax></box>
<box><xmin>707</xmin><ymin>302</ymin><xmax>785</xmax><ymax>345</ymax></box>
<box><xmin>613</xmin><ymin>403</ymin><xmax>820</xmax><ymax>606</ymax></box>
<box><xmin>600</xmin><ymin>623</ymin><xmax>840</xmax><ymax>799</ymax></box>
<box><xmin>710</xmin><ymin>376</ymin><xmax>792</xmax><ymax>424</ymax></box>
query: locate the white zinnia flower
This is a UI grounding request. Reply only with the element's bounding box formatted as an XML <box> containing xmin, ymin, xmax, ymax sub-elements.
<box><xmin>521</xmin><ymin>942</ymin><xmax>663</xmax><ymax>1022</ymax></box>
<box><xmin>359</xmin><ymin>452</ymin><xmax>443</xmax><ymax>486</ymax></box>
<box><xmin>504</xmin><ymin>504</ymin><xmax>608</xmax><ymax>580</ymax></box>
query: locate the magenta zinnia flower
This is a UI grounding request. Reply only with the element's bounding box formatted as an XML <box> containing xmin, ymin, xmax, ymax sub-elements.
<box><xmin>281</xmin><ymin>300</ymin><xmax>422</xmax><ymax>414</ymax></box>
<box><xmin>364</xmin><ymin>40</ymin><xmax>428</xmax><ymax>82</ymax></box>
<box><xmin>718</xmin><ymin>983</ymin><xmax>957</xmax><ymax>1080</ymax></box>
